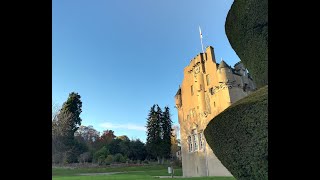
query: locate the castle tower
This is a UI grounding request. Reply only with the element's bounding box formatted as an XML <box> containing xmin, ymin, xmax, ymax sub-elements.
<box><xmin>175</xmin><ymin>45</ymin><xmax>256</xmax><ymax>177</ymax></box>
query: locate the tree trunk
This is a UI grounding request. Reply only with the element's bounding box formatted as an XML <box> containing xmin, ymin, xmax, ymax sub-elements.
<box><xmin>157</xmin><ymin>157</ymin><xmax>160</xmax><ymax>164</ymax></box>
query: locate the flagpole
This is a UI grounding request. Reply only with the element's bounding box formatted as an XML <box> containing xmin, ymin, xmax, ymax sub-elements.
<box><xmin>199</xmin><ymin>26</ymin><xmax>204</xmax><ymax>54</ymax></box>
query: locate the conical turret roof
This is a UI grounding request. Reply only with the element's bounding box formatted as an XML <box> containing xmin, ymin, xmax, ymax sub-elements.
<box><xmin>218</xmin><ymin>60</ymin><xmax>229</xmax><ymax>69</ymax></box>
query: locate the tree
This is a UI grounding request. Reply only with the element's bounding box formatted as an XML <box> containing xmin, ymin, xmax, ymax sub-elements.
<box><xmin>52</xmin><ymin>102</ymin><xmax>60</xmax><ymax>121</ymax></box>
<box><xmin>117</xmin><ymin>135</ymin><xmax>130</xmax><ymax>141</ymax></box>
<box><xmin>171</xmin><ymin>126</ymin><xmax>180</xmax><ymax>160</ymax></box>
<box><xmin>118</xmin><ymin>137</ymin><xmax>130</xmax><ymax>157</ymax></box>
<box><xmin>129</xmin><ymin>139</ymin><xmax>147</xmax><ymax>161</ymax></box>
<box><xmin>78</xmin><ymin>152</ymin><xmax>92</xmax><ymax>164</ymax></box>
<box><xmin>109</xmin><ymin>138</ymin><xmax>122</xmax><ymax>155</ymax></box>
<box><xmin>52</xmin><ymin>92</ymin><xmax>84</xmax><ymax>163</ymax></box>
<box><xmin>52</xmin><ymin>110</ymin><xmax>74</xmax><ymax>164</ymax></box>
<box><xmin>114</xmin><ymin>153</ymin><xmax>126</xmax><ymax>163</ymax></box>
<box><xmin>59</xmin><ymin>92</ymin><xmax>82</xmax><ymax>135</ymax></box>
<box><xmin>161</xmin><ymin>106</ymin><xmax>172</xmax><ymax>160</ymax></box>
<box><xmin>93</xmin><ymin>146</ymin><xmax>110</xmax><ymax>164</ymax></box>
<box><xmin>146</xmin><ymin>104</ymin><xmax>172</xmax><ymax>164</ymax></box>
<box><xmin>75</xmin><ymin>125</ymin><xmax>100</xmax><ymax>151</ymax></box>
<box><xmin>94</xmin><ymin>130</ymin><xmax>116</xmax><ymax>150</ymax></box>
<box><xmin>146</xmin><ymin>105</ymin><xmax>162</xmax><ymax>163</ymax></box>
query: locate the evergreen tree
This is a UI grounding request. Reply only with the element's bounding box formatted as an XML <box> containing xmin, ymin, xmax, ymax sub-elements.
<box><xmin>146</xmin><ymin>104</ymin><xmax>162</xmax><ymax>162</ymax></box>
<box><xmin>161</xmin><ymin>106</ymin><xmax>172</xmax><ymax>159</ymax></box>
<box><xmin>60</xmin><ymin>92</ymin><xmax>82</xmax><ymax>135</ymax></box>
<box><xmin>146</xmin><ymin>104</ymin><xmax>172</xmax><ymax>164</ymax></box>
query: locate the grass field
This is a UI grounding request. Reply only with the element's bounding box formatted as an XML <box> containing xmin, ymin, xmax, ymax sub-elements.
<box><xmin>52</xmin><ymin>165</ymin><xmax>235</xmax><ymax>180</ymax></box>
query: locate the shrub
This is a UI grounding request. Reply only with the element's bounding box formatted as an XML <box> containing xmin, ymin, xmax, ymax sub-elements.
<box><xmin>105</xmin><ymin>155</ymin><xmax>114</xmax><ymax>165</ymax></box>
<box><xmin>225</xmin><ymin>0</ymin><xmax>268</xmax><ymax>88</ymax></box>
<box><xmin>204</xmin><ymin>86</ymin><xmax>268</xmax><ymax>180</ymax></box>
<box><xmin>143</xmin><ymin>160</ymin><xmax>149</xmax><ymax>164</ymax></box>
<box><xmin>172</xmin><ymin>159</ymin><xmax>182</xmax><ymax>168</ymax></box>
<box><xmin>114</xmin><ymin>153</ymin><xmax>125</xmax><ymax>163</ymax></box>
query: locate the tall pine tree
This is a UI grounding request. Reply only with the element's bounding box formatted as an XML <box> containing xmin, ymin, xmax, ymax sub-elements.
<box><xmin>161</xmin><ymin>106</ymin><xmax>172</xmax><ymax>160</ymax></box>
<box><xmin>156</xmin><ymin>105</ymin><xmax>164</xmax><ymax>163</ymax></box>
<box><xmin>146</xmin><ymin>105</ymin><xmax>161</xmax><ymax>163</ymax></box>
<box><xmin>146</xmin><ymin>104</ymin><xmax>172</xmax><ymax>164</ymax></box>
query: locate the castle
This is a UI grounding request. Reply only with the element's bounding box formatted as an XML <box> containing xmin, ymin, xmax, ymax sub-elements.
<box><xmin>174</xmin><ymin>46</ymin><xmax>256</xmax><ymax>177</ymax></box>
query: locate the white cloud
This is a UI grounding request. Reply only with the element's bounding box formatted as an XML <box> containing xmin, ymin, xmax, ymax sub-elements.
<box><xmin>100</xmin><ymin>122</ymin><xmax>146</xmax><ymax>132</ymax></box>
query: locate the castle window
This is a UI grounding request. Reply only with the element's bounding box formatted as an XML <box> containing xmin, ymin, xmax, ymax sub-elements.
<box><xmin>191</xmin><ymin>85</ymin><xmax>194</xmax><ymax>96</ymax></box>
<box><xmin>200</xmin><ymin>84</ymin><xmax>202</xmax><ymax>91</ymax></box>
<box><xmin>188</xmin><ymin>136</ymin><xmax>192</xmax><ymax>152</ymax></box>
<box><xmin>199</xmin><ymin>132</ymin><xmax>204</xmax><ymax>150</ymax></box>
<box><xmin>214</xmin><ymin>102</ymin><xmax>216</xmax><ymax>107</ymax></box>
<box><xmin>206</xmin><ymin>74</ymin><xmax>210</xmax><ymax>86</ymax></box>
<box><xmin>191</xmin><ymin>129</ymin><xmax>198</xmax><ymax>151</ymax></box>
<box><xmin>209</xmin><ymin>87</ymin><xmax>214</xmax><ymax>95</ymax></box>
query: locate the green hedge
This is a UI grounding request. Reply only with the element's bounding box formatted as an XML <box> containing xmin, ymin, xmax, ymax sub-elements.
<box><xmin>204</xmin><ymin>86</ymin><xmax>268</xmax><ymax>180</ymax></box>
<box><xmin>225</xmin><ymin>0</ymin><xmax>268</xmax><ymax>88</ymax></box>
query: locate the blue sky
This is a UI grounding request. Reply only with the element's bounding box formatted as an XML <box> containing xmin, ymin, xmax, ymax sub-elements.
<box><xmin>52</xmin><ymin>0</ymin><xmax>238</xmax><ymax>142</ymax></box>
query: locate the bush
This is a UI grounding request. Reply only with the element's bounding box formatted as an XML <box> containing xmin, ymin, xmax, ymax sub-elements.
<box><xmin>143</xmin><ymin>160</ymin><xmax>149</xmax><ymax>164</ymax></box>
<box><xmin>78</xmin><ymin>152</ymin><xmax>92</xmax><ymax>163</ymax></box>
<box><xmin>172</xmin><ymin>159</ymin><xmax>182</xmax><ymax>168</ymax></box>
<box><xmin>98</xmin><ymin>155</ymin><xmax>105</xmax><ymax>165</ymax></box>
<box><xmin>114</xmin><ymin>153</ymin><xmax>125</xmax><ymax>163</ymax></box>
<box><xmin>204</xmin><ymin>86</ymin><xmax>268</xmax><ymax>180</ymax></box>
<box><xmin>105</xmin><ymin>155</ymin><xmax>114</xmax><ymax>165</ymax></box>
<box><xmin>93</xmin><ymin>146</ymin><xmax>109</xmax><ymax>163</ymax></box>
<box><xmin>225</xmin><ymin>0</ymin><xmax>268</xmax><ymax>88</ymax></box>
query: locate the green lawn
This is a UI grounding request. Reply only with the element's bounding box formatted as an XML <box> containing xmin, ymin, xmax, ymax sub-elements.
<box><xmin>52</xmin><ymin>165</ymin><xmax>235</xmax><ymax>180</ymax></box>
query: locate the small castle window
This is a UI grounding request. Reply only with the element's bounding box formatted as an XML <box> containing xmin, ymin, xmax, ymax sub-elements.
<box><xmin>191</xmin><ymin>85</ymin><xmax>194</xmax><ymax>96</ymax></box>
<box><xmin>199</xmin><ymin>132</ymin><xmax>204</xmax><ymax>150</ymax></box>
<box><xmin>188</xmin><ymin>136</ymin><xmax>192</xmax><ymax>152</ymax></box>
<box><xmin>193</xmin><ymin>134</ymin><xmax>198</xmax><ymax>151</ymax></box>
<box><xmin>214</xmin><ymin>102</ymin><xmax>216</xmax><ymax>107</ymax></box>
<box><xmin>192</xmin><ymin>129</ymin><xmax>198</xmax><ymax>151</ymax></box>
<box><xmin>209</xmin><ymin>87</ymin><xmax>214</xmax><ymax>95</ymax></box>
<box><xmin>206</xmin><ymin>74</ymin><xmax>210</xmax><ymax>86</ymax></box>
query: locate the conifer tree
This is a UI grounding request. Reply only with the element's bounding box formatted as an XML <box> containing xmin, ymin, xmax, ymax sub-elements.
<box><xmin>146</xmin><ymin>104</ymin><xmax>161</xmax><ymax>163</ymax></box>
<box><xmin>161</xmin><ymin>106</ymin><xmax>172</xmax><ymax>159</ymax></box>
<box><xmin>146</xmin><ymin>105</ymin><xmax>173</xmax><ymax>164</ymax></box>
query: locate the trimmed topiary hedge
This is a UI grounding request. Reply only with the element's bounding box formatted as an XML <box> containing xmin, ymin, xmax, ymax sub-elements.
<box><xmin>225</xmin><ymin>0</ymin><xmax>268</xmax><ymax>88</ymax></box>
<box><xmin>204</xmin><ymin>86</ymin><xmax>268</xmax><ymax>180</ymax></box>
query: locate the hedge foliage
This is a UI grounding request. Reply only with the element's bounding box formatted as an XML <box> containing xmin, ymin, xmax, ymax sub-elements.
<box><xmin>204</xmin><ymin>86</ymin><xmax>268</xmax><ymax>180</ymax></box>
<box><xmin>225</xmin><ymin>0</ymin><xmax>268</xmax><ymax>88</ymax></box>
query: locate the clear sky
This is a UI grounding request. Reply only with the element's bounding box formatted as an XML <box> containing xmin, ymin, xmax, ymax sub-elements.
<box><xmin>52</xmin><ymin>0</ymin><xmax>238</xmax><ymax>142</ymax></box>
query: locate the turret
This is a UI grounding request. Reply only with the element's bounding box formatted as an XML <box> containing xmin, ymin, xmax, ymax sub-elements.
<box><xmin>234</xmin><ymin>61</ymin><xmax>249</xmax><ymax>87</ymax></box>
<box><xmin>175</xmin><ymin>87</ymin><xmax>182</xmax><ymax>109</ymax></box>
<box><xmin>234</xmin><ymin>61</ymin><xmax>247</xmax><ymax>77</ymax></box>
<box><xmin>217</xmin><ymin>60</ymin><xmax>232</xmax><ymax>83</ymax></box>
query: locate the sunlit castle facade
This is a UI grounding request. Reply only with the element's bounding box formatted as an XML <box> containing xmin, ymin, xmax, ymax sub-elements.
<box><xmin>174</xmin><ymin>46</ymin><xmax>256</xmax><ymax>177</ymax></box>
